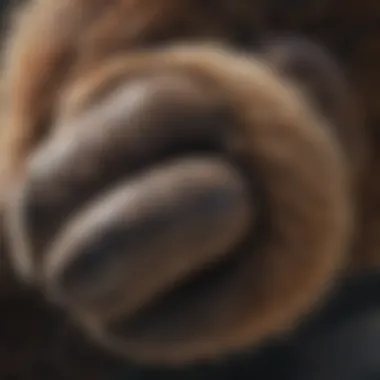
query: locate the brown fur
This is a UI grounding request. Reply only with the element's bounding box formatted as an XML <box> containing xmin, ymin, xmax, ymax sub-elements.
<box><xmin>0</xmin><ymin>0</ymin><xmax>378</xmax><ymax>367</ymax></box>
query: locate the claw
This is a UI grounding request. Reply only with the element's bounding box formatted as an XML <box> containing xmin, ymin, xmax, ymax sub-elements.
<box><xmin>44</xmin><ymin>156</ymin><xmax>253</xmax><ymax>318</ymax></box>
<box><xmin>6</xmin><ymin>73</ymin><xmax>232</xmax><ymax>284</ymax></box>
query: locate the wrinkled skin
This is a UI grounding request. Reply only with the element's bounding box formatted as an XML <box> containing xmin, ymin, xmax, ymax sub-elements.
<box><xmin>0</xmin><ymin>0</ymin><xmax>379</xmax><ymax>369</ymax></box>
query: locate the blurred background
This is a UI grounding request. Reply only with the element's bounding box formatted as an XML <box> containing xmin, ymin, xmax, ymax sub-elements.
<box><xmin>1</xmin><ymin>270</ymin><xmax>380</xmax><ymax>379</ymax></box>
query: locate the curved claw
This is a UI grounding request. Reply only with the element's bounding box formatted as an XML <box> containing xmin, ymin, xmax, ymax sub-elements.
<box><xmin>6</xmin><ymin>73</ymin><xmax>232</xmax><ymax>283</ymax></box>
<box><xmin>44</xmin><ymin>156</ymin><xmax>253</xmax><ymax>318</ymax></box>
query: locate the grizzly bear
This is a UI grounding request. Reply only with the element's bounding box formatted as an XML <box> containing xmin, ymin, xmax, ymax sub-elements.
<box><xmin>0</xmin><ymin>0</ymin><xmax>379</xmax><ymax>377</ymax></box>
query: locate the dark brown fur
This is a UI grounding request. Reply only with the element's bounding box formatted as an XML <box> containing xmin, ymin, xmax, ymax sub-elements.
<box><xmin>0</xmin><ymin>0</ymin><xmax>379</xmax><ymax>368</ymax></box>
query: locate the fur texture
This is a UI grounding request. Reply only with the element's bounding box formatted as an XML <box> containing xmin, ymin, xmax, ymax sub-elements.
<box><xmin>0</xmin><ymin>0</ymin><xmax>378</xmax><ymax>367</ymax></box>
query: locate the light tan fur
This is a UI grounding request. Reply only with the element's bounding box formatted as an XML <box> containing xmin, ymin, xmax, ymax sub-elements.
<box><xmin>0</xmin><ymin>0</ymin><xmax>377</xmax><ymax>366</ymax></box>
